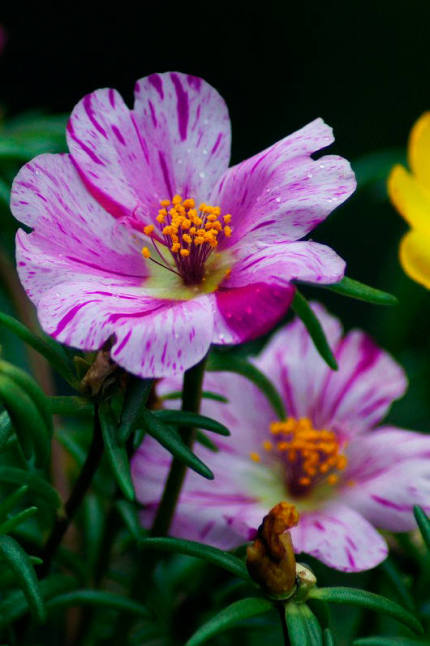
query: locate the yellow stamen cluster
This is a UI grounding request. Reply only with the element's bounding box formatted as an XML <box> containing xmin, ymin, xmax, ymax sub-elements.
<box><xmin>271</xmin><ymin>417</ymin><xmax>346</xmax><ymax>487</ymax></box>
<box><xmin>154</xmin><ymin>195</ymin><xmax>232</xmax><ymax>256</ymax></box>
<box><xmin>250</xmin><ymin>417</ymin><xmax>347</xmax><ymax>492</ymax></box>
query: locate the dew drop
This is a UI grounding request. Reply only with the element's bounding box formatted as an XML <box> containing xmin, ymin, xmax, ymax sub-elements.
<box><xmin>199</xmin><ymin>171</ymin><xmax>206</xmax><ymax>179</ymax></box>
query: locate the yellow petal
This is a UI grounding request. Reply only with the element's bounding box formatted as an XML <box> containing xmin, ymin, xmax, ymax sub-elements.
<box><xmin>408</xmin><ymin>112</ymin><xmax>430</xmax><ymax>188</ymax></box>
<box><xmin>388</xmin><ymin>164</ymin><xmax>430</xmax><ymax>233</ymax></box>
<box><xmin>400</xmin><ymin>229</ymin><xmax>430</xmax><ymax>289</ymax></box>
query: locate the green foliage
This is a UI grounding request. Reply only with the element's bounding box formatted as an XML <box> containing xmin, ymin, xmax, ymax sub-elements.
<box><xmin>0</xmin><ymin>535</ymin><xmax>45</xmax><ymax>623</ymax></box>
<box><xmin>285</xmin><ymin>602</ymin><xmax>323</xmax><ymax>645</ymax></box>
<box><xmin>413</xmin><ymin>505</ymin><xmax>430</xmax><ymax>552</ymax></box>
<box><xmin>99</xmin><ymin>401</ymin><xmax>135</xmax><ymax>501</ymax></box>
<box><xmin>292</xmin><ymin>290</ymin><xmax>338</xmax><ymax>370</ymax></box>
<box><xmin>137</xmin><ymin>536</ymin><xmax>251</xmax><ymax>580</ymax></box>
<box><xmin>309</xmin><ymin>587</ymin><xmax>423</xmax><ymax>634</ymax></box>
<box><xmin>153</xmin><ymin>409</ymin><xmax>230</xmax><ymax>436</ymax></box>
<box><xmin>140</xmin><ymin>408</ymin><xmax>214</xmax><ymax>479</ymax></box>
<box><xmin>324</xmin><ymin>276</ymin><xmax>398</xmax><ymax>306</ymax></box>
<box><xmin>184</xmin><ymin>597</ymin><xmax>273</xmax><ymax>645</ymax></box>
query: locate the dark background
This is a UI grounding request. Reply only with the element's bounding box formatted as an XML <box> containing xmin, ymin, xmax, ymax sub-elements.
<box><xmin>0</xmin><ymin>1</ymin><xmax>429</xmax><ymax>424</ymax></box>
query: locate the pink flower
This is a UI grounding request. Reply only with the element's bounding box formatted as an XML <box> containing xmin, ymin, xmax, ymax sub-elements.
<box><xmin>131</xmin><ymin>304</ymin><xmax>429</xmax><ymax>572</ymax></box>
<box><xmin>11</xmin><ymin>73</ymin><xmax>355</xmax><ymax>378</ymax></box>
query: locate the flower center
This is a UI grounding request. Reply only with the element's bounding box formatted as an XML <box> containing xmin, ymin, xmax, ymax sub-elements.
<box><xmin>250</xmin><ymin>417</ymin><xmax>347</xmax><ymax>498</ymax></box>
<box><xmin>141</xmin><ymin>195</ymin><xmax>232</xmax><ymax>286</ymax></box>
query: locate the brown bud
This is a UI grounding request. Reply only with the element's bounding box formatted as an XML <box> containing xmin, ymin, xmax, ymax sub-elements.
<box><xmin>246</xmin><ymin>502</ymin><xmax>299</xmax><ymax>598</ymax></box>
<box><xmin>81</xmin><ymin>346</ymin><xmax>119</xmax><ymax>397</ymax></box>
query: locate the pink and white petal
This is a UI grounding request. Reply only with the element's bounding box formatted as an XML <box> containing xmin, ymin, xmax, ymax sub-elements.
<box><xmin>36</xmin><ymin>282</ymin><xmax>214</xmax><ymax>377</ymax></box>
<box><xmin>255</xmin><ymin>303</ymin><xmax>343</xmax><ymax>420</ymax></box>
<box><xmin>315</xmin><ymin>331</ymin><xmax>407</xmax><ymax>436</ymax></box>
<box><xmin>67</xmin><ymin>88</ymin><xmax>158</xmax><ymax>220</ymax></box>
<box><xmin>11</xmin><ymin>154</ymin><xmax>144</xmax><ymax>304</ymax></box>
<box><xmin>133</xmin><ymin>72</ymin><xmax>231</xmax><ymax>201</ymax></box>
<box><xmin>132</xmin><ymin>435</ymin><xmax>270</xmax><ymax>549</ymax></box>
<box><xmin>158</xmin><ymin>369</ymin><xmax>277</xmax><ymax>459</ymax></box>
<box><xmin>211</xmin><ymin>282</ymin><xmax>294</xmax><ymax>345</ymax></box>
<box><xmin>342</xmin><ymin>428</ymin><xmax>430</xmax><ymax>531</ymax></box>
<box><xmin>291</xmin><ymin>504</ymin><xmax>388</xmax><ymax>572</ymax></box>
<box><xmin>226</xmin><ymin>241</ymin><xmax>346</xmax><ymax>289</ymax></box>
<box><xmin>16</xmin><ymin>229</ymin><xmax>143</xmax><ymax>307</ymax></box>
<box><xmin>210</xmin><ymin>118</ymin><xmax>355</xmax><ymax>249</ymax></box>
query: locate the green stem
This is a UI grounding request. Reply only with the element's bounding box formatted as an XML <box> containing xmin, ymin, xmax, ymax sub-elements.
<box><xmin>37</xmin><ymin>405</ymin><xmax>104</xmax><ymax>577</ymax></box>
<box><xmin>150</xmin><ymin>355</ymin><xmax>207</xmax><ymax>537</ymax></box>
<box><xmin>278</xmin><ymin>604</ymin><xmax>290</xmax><ymax>646</ymax></box>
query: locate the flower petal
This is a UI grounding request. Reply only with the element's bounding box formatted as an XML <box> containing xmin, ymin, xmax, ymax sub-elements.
<box><xmin>316</xmin><ymin>330</ymin><xmax>407</xmax><ymax>436</ymax></box>
<box><xmin>226</xmin><ymin>240</ymin><xmax>346</xmax><ymax>289</ymax></box>
<box><xmin>34</xmin><ymin>279</ymin><xmax>213</xmax><ymax>377</ymax></box>
<box><xmin>388</xmin><ymin>165</ymin><xmax>430</xmax><ymax>233</ymax></box>
<box><xmin>290</xmin><ymin>504</ymin><xmax>387</xmax><ymax>572</ymax></box>
<box><xmin>132</xmin><ymin>435</ymin><xmax>269</xmax><ymax>549</ymax></box>
<box><xmin>408</xmin><ymin>112</ymin><xmax>430</xmax><ymax>189</ymax></box>
<box><xmin>255</xmin><ymin>303</ymin><xmax>343</xmax><ymax>419</ymax></box>
<box><xmin>133</xmin><ymin>72</ymin><xmax>231</xmax><ymax>200</ymax></box>
<box><xmin>11</xmin><ymin>154</ymin><xmax>145</xmax><ymax>304</ymax></box>
<box><xmin>211</xmin><ymin>118</ymin><xmax>355</xmax><ymax>249</ymax></box>
<box><xmin>399</xmin><ymin>228</ymin><xmax>430</xmax><ymax>290</ymax></box>
<box><xmin>211</xmin><ymin>283</ymin><xmax>294</xmax><ymax>345</ymax></box>
<box><xmin>342</xmin><ymin>428</ymin><xmax>430</xmax><ymax>531</ymax></box>
<box><xmin>67</xmin><ymin>88</ymin><xmax>157</xmax><ymax>220</ymax></box>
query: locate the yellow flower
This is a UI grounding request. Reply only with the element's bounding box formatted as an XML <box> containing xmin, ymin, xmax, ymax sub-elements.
<box><xmin>388</xmin><ymin>112</ymin><xmax>430</xmax><ymax>289</ymax></box>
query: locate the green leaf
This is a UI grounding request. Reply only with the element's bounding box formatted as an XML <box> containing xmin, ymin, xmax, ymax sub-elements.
<box><xmin>0</xmin><ymin>467</ymin><xmax>61</xmax><ymax>509</ymax></box>
<box><xmin>324</xmin><ymin>277</ymin><xmax>398</xmax><ymax>306</ymax></box>
<box><xmin>0</xmin><ymin>506</ymin><xmax>38</xmax><ymax>535</ymax></box>
<box><xmin>46</xmin><ymin>590</ymin><xmax>149</xmax><ymax>616</ymax></box>
<box><xmin>354</xmin><ymin>638</ymin><xmax>424</xmax><ymax>645</ymax></box>
<box><xmin>0</xmin><ymin>176</ymin><xmax>10</xmax><ymax>207</ymax></box>
<box><xmin>0</xmin><ymin>360</ymin><xmax>52</xmax><ymax>434</ymax></box>
<box><xmin>413</xmin><ymin>505</ymin><xmax>430</xmax><ymax>552</ymax></box>
<box><xmin>0</xmin><ymin>535</ymin><xmax>45</xmax><ymax>623</ymax></box>
<box><xmin>141</xmin><ymin>409</ymin><xmax>214</xmax><ymax>480</ymax></box>
<box><xmin>48</xmin><ymin>396</ymin><xmax>93</xmax><ymax>417</ymax></box>
<box><xmin>0</xmin><ymin>312</ymin><xmax>75</xmax><ymax>384</ymax></box>
<box><xmin>56</xmin><ymin>429</ymin><xmax>86</xmax><ymax>466</ymax></box>
<box><xmin>161</xmin><ymin>390</ymin><xmax>229</xmax><ymax>403</ymax></box>
<box><xmin>83</xmin><ymin>495</ymin><xmax>105</xmax><ymax>570</ymax></box>
<box><xmin>323</xmin><ymin>628</ymin><xmax>335</xmax><ymax>646</ymax></box>
<box><xmin>0</xmin><ymin>484</ymin><xmax>29</xmax><ymax>520</ymax></box>
<box><xmin>138</xmin><ymin>536</ymin><xmax>250</xmax><ymax>581</ymax></box>
<box><xmin>0</xmin><ymin>411</ymin><xmax>13</xmax><ymax>452</ymax></box>
<box><xmin>99</xmin><ymin>402</ymin><xmax>135</xmax><ymax>501</ymax></box>
<box><xmin>381</xmin><ymin>558</ymin><xmax>415</xmax><ymax>611</ymax></box>
<box><xmin>291</xmin><ymin>290</ymin><xmax>338</xmax><ymax>370</ymax></box>
<box><xmin>118</xmin><ymin>377</ymin><xmax>153</xmax><ymax>444</ymax></box>
<box><xmin>0</xmin><ymin>573</ymin><xmax>74</xmax><ymax>628</ymax></box>
<box><xmin>0</xmin><ymin>375</ymin><xmax>50</xmax><ymax>465</ymax></box>
<box><xmin>195</xmin><ymin>430</ymin><xmax>219</xmax><ymax>452</ymax></box>
<box><xmin>309</xmin><ymin>587</ymin><xmax>423</xmax><ymax>635</ymax></box>
<box><xmin>153</xmin><ymin>410</ymin><xmax>230</xmax><ymax>436</ymax></box>
<box><xmin>285</xmin><ymin>602</ymin><xmax>323</xmax><ymax>645</ymax></box>
<box><xmin>115</xmin><ymin>500</ymin><xmax>144</xmax><ymax>543</ymax></box>
<box><xmin>207</xmin><ymin>354</ymin><xmax>285</xmax><ymax>419</ymax></box>
<box><xmin>185</xmin><ymin>597</ymin><xmax>273</xmax><ymax>646</ymax></box>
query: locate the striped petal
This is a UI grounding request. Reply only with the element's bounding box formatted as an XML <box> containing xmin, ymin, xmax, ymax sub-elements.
<box><xmin>211</xmin><ymin>118</ymin><xmax>356</xmax><ymax>249</ymax></box>
<box><xmin>133</xmin><ymin>72</ymin><xmax>231</xmax><ymax>202</ymax></box>
<box><xmin>341</xmin><ymin>428</ymin><xmax>430</xmax><ymax>531</ymax></box>
<box><xmin>290</xmin><ymin>504</ymin><xmax>387</xmax><ymax>572</ymax></box>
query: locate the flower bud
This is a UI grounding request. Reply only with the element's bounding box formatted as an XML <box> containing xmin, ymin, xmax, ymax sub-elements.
<box><xmin>246</xmin><ymin>502</ymin><xmax>299</xmax><ymax>598</ymax></box>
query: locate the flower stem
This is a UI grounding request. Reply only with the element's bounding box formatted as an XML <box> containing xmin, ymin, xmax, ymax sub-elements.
<box><xmin>37</xmin><ymin>404</ymin><xmax>104</xmax><ymax>577</ymax></box>
<box><xmin>277</xmin><ymin>604</ymin><xmax>291</xmax><ymax>646</ymax></box>
<box><xmin>150</xmin><ymin>355</ymin><xmax>207</xmax><ymax>537</ymax></box>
